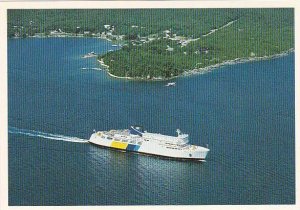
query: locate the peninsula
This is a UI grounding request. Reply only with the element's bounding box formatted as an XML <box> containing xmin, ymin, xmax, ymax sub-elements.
<box><xmin>8</xmin><ymin>9</ymin><xmax>294</xmax><ymax>80</ymax></box>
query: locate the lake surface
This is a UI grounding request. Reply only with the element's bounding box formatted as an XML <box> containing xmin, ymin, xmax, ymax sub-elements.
<box><xmin>8</xmin><ymin>38</ymin><xmax>295</xmax><ymax>205</ymax></box>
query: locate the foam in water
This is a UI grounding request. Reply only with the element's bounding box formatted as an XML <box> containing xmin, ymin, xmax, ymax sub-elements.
<box><xmin>8</xmin><ymin>126</ymin><xmax>89</xmax><ymax>143</ymax></box>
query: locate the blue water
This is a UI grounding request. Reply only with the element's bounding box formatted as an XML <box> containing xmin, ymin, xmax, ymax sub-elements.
<box><xmin>8</xmin><ymin>38</ymin><xmax>295</xmax><ymax>205</ymax></box>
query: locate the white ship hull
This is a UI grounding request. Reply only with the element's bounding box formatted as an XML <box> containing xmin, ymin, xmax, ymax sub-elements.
<box><xmin>88</xmin><ymin>127</ymin><xmax>209</xmax><ymax>161</ymax></box>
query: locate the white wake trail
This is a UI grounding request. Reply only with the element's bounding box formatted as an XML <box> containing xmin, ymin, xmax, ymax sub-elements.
<box><xmin>9</xmin><ymin>127</ymin><xmax>89</xmax><ymax>143</ymax></box>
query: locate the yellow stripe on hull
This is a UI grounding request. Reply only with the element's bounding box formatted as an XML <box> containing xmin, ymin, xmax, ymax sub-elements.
<box><xmin>111</xmin><ymin>141</ymin><xmax>128</xmax><ymax>149</ymax></box>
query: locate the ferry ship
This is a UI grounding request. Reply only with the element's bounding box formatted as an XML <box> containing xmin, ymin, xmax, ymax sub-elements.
<box><xmin>88</xmin><ymin>126</ymin><xmax>210</xmax><ymax>161</ymax></box>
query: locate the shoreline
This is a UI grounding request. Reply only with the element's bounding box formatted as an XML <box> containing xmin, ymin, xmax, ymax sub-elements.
<box><xmin>10</xmin><ymin>36</ymin><xmax>293</xmax><ymax>81</ymax></box>
<box><xmin>12</xmin><ymin>34</ymin><xmax>119</xmax><ymax>44</ymax></box>
<box><xmin>98</xmin><ymin>48</ymin><xmax>294</xmax><ymax>81</ymax></box>
<box><xmin>182</xmin><ymin>48</ymin><xmax>294</xmax><ymax>77</ymax></box>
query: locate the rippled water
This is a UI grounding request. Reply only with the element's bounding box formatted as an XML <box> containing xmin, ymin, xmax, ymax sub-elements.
<box><xmin>8</xmin><ymin>38</ymin><xmax>295</xmax><ymax>205</ymax></box>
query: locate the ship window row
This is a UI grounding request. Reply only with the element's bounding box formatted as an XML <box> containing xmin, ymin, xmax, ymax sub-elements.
<box><xmin>100</xmin><ymin>135</ymin><xmax>143</xmax><ymax>145</ymax></box>
<box><xmin>166</xmin><ymin>147</ymin><xmax>182</xmax><ymax>150</ymax></box>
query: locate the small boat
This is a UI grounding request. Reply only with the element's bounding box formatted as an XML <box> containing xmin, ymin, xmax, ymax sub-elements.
<box><xmin>82</xmin><ymin>51</ymin><xmax>97</xmax><ymax>58</ymax></box>
<box><xmin>165</xmin><ymin>82</ymin><xmax>176</xmax><ymax>87</ymax></box>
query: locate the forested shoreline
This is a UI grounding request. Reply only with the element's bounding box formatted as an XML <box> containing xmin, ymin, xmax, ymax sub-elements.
<box><xmin>8</xmin><ymin>9</ymin><xmax>294</xmax><ymax>79</ymax></box>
